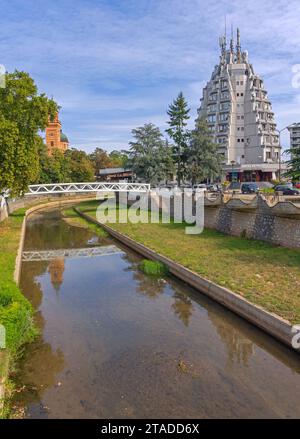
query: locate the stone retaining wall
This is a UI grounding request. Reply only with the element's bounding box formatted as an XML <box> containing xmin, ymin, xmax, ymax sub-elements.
<box><xmin>141</xmin><ymin>192</ymin><xmax>300</xmax><ymax>249</ymax></box>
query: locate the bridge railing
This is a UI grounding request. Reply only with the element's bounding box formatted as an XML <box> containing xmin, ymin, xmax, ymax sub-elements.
<box><xmin>25</xmin><ymin>182</ymin><xmax>150</xmax><ymax>195</ymax></box>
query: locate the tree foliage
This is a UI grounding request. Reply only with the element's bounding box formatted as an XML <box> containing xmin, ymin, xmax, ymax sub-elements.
<box><xmin>65</xmin><ymin>148</ymin><xmax>95</xmax><ymax>182</ymax></box>
<box><xmin>285</xmin><ymin>146</ymin><xmax>300</xmax><ymax>181</ymax></box>
<box><xmin>186</xmin><ymin>118</ymin><xmax>221</xmax><ymax>185</ymax></box>
<box><xmin>128</xmin><ymin>123</ymin><xmax>172</xmax><ymax>184</ymax></box>
<box><xmin>37</xmin><ymin>146</ymin><xmax>95</xmax><ymax>183</ymax></box>
<box><xmin>166</xmin><ymin>92</ymin><xmax>190</xmax><ymax>185</ymax></box>
<box><xmin>0</xmin><ymin>70</ymin><xmax>58</xmax><ymax>195</ymax></box>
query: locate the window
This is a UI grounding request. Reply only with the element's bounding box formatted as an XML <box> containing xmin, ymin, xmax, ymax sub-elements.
<box><xmin>207</xmin><ymin>114</ymin><xmax>216</xmax><ymax>123</ymax></box>
<box><xmin>241</xmin><ymin>93</ymin><xmax>244</xmax><ymax>97</ymax></box>
<box><xmin>209</xmin><ymin>93</ymin><xmax>218</xmax><ymax>102</ymax></box>
<box><xmin>241</xmin><ymin>138</ymin><xmax>244</xmax><ymax>142</ymax></box>
<box><xmin>266</xmin><ymin>151</ymin><xmax>271</xmax><ymax>159</ymax></box>
<box><xmin>237</xmin><ymin>139</ymin><xmax>240</xmax><ymax>143</ymax></box>
<box><xmin>50</xmin><ymin>141</ymin><xmax>54</xmax><ymax>146</ymax></box>
<box><xmin>219</xmin><ymin>124</ymin><xmax>228</xmax><ymax>132</ymax></box>
<box><xmin>219</xmin><ymin>113</ymin><xmax>229</xmax><ymax>121</ymax></box>
<box><xmin>236</xmin><ymin>81</ymin><xmax>240</xmax><ymax>85</ymax></box>
<box><xmin>221</xmin><ymin>91</ymin><xmax>229</xmax><ymax>99</ymax></box>
<box><xmin>208</xmin><ymin>104</ymin><xmax>217</xmax><ymax>112</ymax></box>
<box><xmin>221</xmin><ymin>80</ymin><xmax>228</xmax><ymax>88</ymax></box>
<box><xmin>220</xmin><ymin>102</ymin><xmax>229</xmax><ymax>111</ymax></box>
<box><xmin>237</xmin><ymin>93</ymin><xmax>240</xmax><ymax>97</ymax></box>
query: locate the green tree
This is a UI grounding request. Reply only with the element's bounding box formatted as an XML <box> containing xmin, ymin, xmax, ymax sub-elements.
<box><xmin>109</xmin><ymin>150</ymin><xmax>129</xmax><ymax>168</ymax></box>
<box><xmin>66</xmin><ymin>148</ymin><xmax>95</xmax><ymax>182</ymax></box>
<box><xmin>186</xmin><ymin>118</ymin><xmax>221</xmax><ymax>186</ymax></box>
<box><xmin>285</xmin><ymin>146</ymin><xmax>300</xmax><ymax>181</ymax></box>
<box><xmin>0</xmin><ymin>70</ymin><xmax>58</xmax><ymax>195</ymax></box>
<box><xmin>128</xmin><ymin>123</ymin><xmax>171</xmax><ymax>185</ymax></box>
<box><xmin>89</xmin><ymin>147</ymin><xmax>112</xmax><ymax>175</ymax></box>
<box><xmin>37</xmin><ymin>142</ymin><xmax>71</xmax><ymax>183</ymax></box>
<box><xmin>166</xmin><ymin>92</ymin><xmax>190</xmax><ymax>186</ymax></box>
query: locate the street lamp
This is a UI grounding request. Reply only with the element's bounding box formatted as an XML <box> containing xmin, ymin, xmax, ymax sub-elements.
<box><xmin>275</xmin><ymin>123</ymin><xmax>297</xmax><ymax>181</ymax></box>
<box><xmin>230</xmin><ymin>160</ymin><xmax>235</xmax><ymax>182</ymax></box>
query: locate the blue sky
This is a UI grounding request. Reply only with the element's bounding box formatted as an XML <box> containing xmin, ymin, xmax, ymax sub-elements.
<box><xmin>1</xmin><ymin>0</ymin><xmax>300</xmax><ymax>152</ymax></box>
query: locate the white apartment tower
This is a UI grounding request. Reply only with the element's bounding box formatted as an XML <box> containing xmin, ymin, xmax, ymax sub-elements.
<box><xmin>197</xmin><ymin>29</ymin><xmax>281</xmax><ymax>182</ymax></box>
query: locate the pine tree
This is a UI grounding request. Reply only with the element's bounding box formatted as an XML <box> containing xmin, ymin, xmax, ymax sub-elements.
<box><xmin>285</xmin><ymin>146</ymin><xmax>300</xmax><ymax>181</ymax></box>
<box><xmin>166</xmin><ymin>92</ymin><xmax>190</xmax><ymax>186</ymax></box>
<box><xmin>186</xmin><ymin>118</ymin><xmax>221</xmax><ymax>186</ymax></box>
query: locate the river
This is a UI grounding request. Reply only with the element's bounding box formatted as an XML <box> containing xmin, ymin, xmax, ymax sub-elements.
<box><xmin>12</xmin><ymin>208</ymin><xmax>300</xmax><ymax>418</ymax></box>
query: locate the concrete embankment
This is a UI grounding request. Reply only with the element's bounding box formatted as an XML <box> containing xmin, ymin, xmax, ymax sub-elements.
<box><xmin>75</xmin><ymin>208</ymin><xmax>300</xmax><ymax>354</ymax></box>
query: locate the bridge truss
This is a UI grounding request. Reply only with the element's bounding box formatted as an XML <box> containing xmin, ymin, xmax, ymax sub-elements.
<box><xmin>25</xmin><ymin>182</ymin><xmax>150</xmax><ymax>195</ymax></box>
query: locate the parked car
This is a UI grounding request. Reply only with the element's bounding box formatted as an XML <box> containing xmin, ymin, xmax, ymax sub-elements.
<box><xmin>206</xmin><ymin>184</ymin><xmax>220</xmax><ymax>192</ymax></box>
<box><xmin>275</xmin><ymin>185</ymin><xmax>300</xmax><ymax>195</ymax></box>
<box><xmin>241</xmin><ymin>183</ymin><xmax>259</xmax><ymax>194</ymax></box>
<box><xmin>274</xmin><ymin>183</ymin><xmax>293</xmax><ymax>191</ymax></box>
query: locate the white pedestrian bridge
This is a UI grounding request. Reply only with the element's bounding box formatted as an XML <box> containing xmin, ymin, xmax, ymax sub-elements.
<box><xmin>25</xmin><ymin>182</ymin><xmax>150</xmax><ymax>195</ymax></box>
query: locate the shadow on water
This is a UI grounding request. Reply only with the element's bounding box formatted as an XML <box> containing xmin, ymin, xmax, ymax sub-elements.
<box><xmin>11</xmin><ymin>208</ymin><xmax>300</xmax><ymax>419</ymax></box>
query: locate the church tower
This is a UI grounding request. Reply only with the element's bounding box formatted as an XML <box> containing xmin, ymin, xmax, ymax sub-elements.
<box><xmin>45</xmin><ymin>112</ymin><xmax>69</xmax><ymax>154</ymax></box>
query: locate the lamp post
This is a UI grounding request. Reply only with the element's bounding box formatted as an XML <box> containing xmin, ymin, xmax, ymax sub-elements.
<box><xmin>275</xmin><ymin>124</ymin><xmax>297</xmax><ymax>181</ymax></box>
<box><xmin>230</xmin><ymin>160</ymin><xmax>235</xmax><ymax>182</ymax></box>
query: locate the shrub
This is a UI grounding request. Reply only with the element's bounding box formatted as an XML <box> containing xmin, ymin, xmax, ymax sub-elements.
<box><xmin>139</xmin><ymin>259</ymin><xmax>169</xmax><ymax>276</ymax></box>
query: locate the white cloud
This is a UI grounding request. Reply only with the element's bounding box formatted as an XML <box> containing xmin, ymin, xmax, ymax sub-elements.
<box><xmin>1</xmin><ymin>0</ymin><xmax>300</xmax><ymax>150</ymax></box>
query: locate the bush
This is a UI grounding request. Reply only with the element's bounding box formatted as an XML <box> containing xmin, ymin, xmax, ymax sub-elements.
<box><xmin>139</xmin><ymin>259</ymin><xmax>169</xmax><ymax>276</ymax></box>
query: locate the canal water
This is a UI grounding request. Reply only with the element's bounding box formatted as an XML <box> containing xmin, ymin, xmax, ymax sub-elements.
<box><xmin>13</xmin><ymin>208</ymin><xmax>300</xmax><ymax>418</ymax></box>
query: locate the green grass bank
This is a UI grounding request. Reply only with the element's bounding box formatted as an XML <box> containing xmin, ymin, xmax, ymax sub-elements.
<box><xmin>0</xmin><ymin>209</ymin><xmax>37</xmax><ymax>417</ymax></box>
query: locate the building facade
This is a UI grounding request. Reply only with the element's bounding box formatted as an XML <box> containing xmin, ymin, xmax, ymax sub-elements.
<box><xmin>98</xmin><ymin>168</ymin><xmax>134</xmax><ymax>181</ymax></box>
<box><xmin>45</xmin><ymin>112</ymin><xmax>69</xmax><ymax>154</ymax></box>
<box><xmin>288</xmin><ymin>123</ymin><xmax>300</xmax><ymax>151</ymax></box>
<box><xmin>197</xmin><ymin>29</ymin><xmax>281</xmax><ymax>182</ymax></box>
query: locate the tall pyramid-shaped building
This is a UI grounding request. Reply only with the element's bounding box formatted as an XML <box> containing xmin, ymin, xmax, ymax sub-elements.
<box><xmin>197</xmin><ymin>29</ymin><xmax>281</xmax><ymax>182</ymax></box>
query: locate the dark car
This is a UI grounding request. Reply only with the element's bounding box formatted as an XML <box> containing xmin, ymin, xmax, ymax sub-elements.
<box><xmin>275</xmin><ymin>185</ymin><xmax>300</xmax><ymax>195</ymax></box>
<box><xmin>241</xmin><ymin>183</ymin><xmax>259</xmax><ymax>194</ymax></box>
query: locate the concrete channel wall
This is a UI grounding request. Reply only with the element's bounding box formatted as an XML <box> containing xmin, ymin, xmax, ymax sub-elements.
<box><xmin>76</xmin><ymin>208</ymin><xmax>300</xmax><ymax>354</ymax></box>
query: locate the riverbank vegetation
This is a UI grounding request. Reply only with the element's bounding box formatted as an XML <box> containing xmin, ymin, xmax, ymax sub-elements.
<box><xmin>139</xmin><ymin>259</ymin><xmax>169</xmax><ymax>277</ymax></box>
<box><xmin>0</xmin><ymin>209</ymin><xmax>37</xmax><ymax>417</ymax></box>
<box><xmin>74</xmin><ymin>200</ymin><xmax>300</xmax><ymax>324</ymax></box>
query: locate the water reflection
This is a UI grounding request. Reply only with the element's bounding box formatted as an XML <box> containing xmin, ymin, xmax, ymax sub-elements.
<box><xmin>13</xmin><ymin>208</ymin><xmax>300</xmax><ymax>419</ymax></box>
<box><xmin>171</xmin><ymin>291</ymin><xmax>194</xmax><ymax>327</ymax></box>
<box><xmin>48</xmin><ymin>258</ymin><xmax>65</xmax><ymax>292</ymax></box>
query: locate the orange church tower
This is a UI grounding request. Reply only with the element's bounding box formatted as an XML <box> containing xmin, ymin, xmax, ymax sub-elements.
<box><xmin>45</xmin><ymin>112</ymin><xmax>69</xmax><ymax>154</ymax></box>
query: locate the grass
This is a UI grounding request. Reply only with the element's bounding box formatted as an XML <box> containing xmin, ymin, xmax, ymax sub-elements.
<box><xmin>74</xmin><ymin>199</ymin><xmax>300</xmax><ymax>324</ymax></box>
<box><xmin>139</xmin><ymin>259</ymin><xmax>169</xmax><ymax>277</ymax></box>
<box><xmin>62</xmin><ymin>207</ymin><xmax>108</xmax><ymax>237</ymax></box>
<box><xmin>0</xmin><ymin>209</ymin><xmax>38</xmax><ymax>417</ymax></box>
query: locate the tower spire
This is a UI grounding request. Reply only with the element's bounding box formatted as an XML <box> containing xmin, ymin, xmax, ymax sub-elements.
<box><xmin>236</xmin><ymin>28</ymin><xmax>241</xmax><ymax>62</ymax></box>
